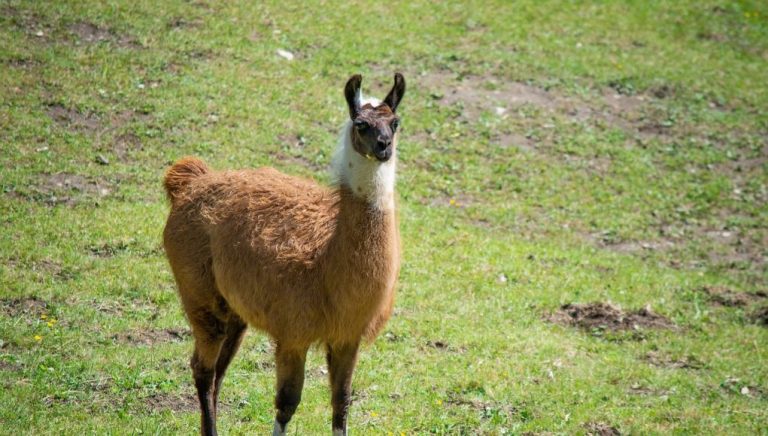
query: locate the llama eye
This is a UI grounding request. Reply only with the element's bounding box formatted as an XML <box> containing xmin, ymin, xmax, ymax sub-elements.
<box><xmin>354</xmin><ymin>121</ymin><xmax>369</xmax><ymax>131</ymax></box>
<box><xmin>391</xmin><ymin>120</ymin><xmax>400</xmax><ymax>132</ymax></box>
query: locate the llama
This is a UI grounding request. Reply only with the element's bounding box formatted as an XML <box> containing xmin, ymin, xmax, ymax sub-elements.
<box><xmin>162</xmin><ymin>73</ymin><xmax>405</xmax><ymax>436</ymax></box>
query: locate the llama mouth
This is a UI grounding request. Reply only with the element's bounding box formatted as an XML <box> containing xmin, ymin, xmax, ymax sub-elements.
<box><xmin>373</xmin><ymin>149</ymin><xmax>391</xmax><ymax>162</ymax></box>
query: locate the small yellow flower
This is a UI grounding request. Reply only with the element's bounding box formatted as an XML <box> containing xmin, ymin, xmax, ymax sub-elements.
<box><xmin>40</xmin><ymin>314</ymin><xmax>47</xmax><ymax>320</ymax></box>
<box><xmin>370</xmin><ymin>412</ymin><xmax>378</xmax><ymax>418</ymax></box>
<box><xmin>449</xmin><ymin>198</ymin><xmax>456</xmax><ymax>206</ymax></box>
<box><xmin>47</xmin><ymin>321</ymin><xmax>55</xmax><ymax>328</ymax></box>
<box><xmin>34</xmin><ymin>335</ymin><xmax>43</xmax><ymax>342</ymax></box>
<box><xmin>436</xmin><ymin>399</ymin><xmax>443</xmax><ymax>406</ymax></box>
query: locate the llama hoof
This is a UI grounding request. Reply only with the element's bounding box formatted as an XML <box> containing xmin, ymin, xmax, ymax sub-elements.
<box><xmin>272</xmin><ymin>420</ymin><xmax>286</xmax><ymax>436</ymax></box>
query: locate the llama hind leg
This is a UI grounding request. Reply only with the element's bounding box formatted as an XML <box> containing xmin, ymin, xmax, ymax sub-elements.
<box><xmin>213</xmin><ymin>318</ymin><xmax>247</xmax><ymax>411</ymax></box>
<box><xmin>189</xmin><ymin>309</ymin><xmax>228</xmax><ymax>436</ymax></box>
<box><xmin>326</xmin><ymin>342</ymin><xmax>360</xmax><ymax>436</ymax></box>
<box><xmin>272</xmin><ymin>344</ymin><xmax>308</xmax><ymax>436</ymax></box>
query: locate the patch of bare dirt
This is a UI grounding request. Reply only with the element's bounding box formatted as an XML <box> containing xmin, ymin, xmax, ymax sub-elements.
<box><xmin>588</xmin><ymin>230</ymin><xmax>676</xmax><ymax>254</ymax></box>
<box><xmin>253</xmin><ymin>360</ymin><xmax>275</xmax><ymax>371</ymax></box>
<box><xmin>46</xmin><ymin>103</ymin><xmax>101</xmax><ymax>132</ymax></box>
<box><xmin>184</xmin><ymin>49</ymin><xmax>215</xmax><ymax>61</ymax></box>
<box><xmin>163</xmin><ymin>61</ymin><xmax>184</xmax><ymax>74</ymax></box>
<box><xmin>69</xmin><ymin>22</ymin><xmax>111</xmax><ymax>42</ymax></box>
<box><xmin>697</xmin><ymin>31</ymin><xmax>727</xmax><ymax>42</ymax></box>
<box><xmin>697</xmin><ymin>285</ymin><xmax>767</xmax><ymax>307</ymax></box>
<box><xmin>584</xmin><ymin>422</ymin><xmax>621</xmax><ymax>436</ymax></box>
<box><xmin>68</xmin><ymin>21</ymin><xmax>140</xmax><ymax>48</ymax></box>
<box><xmin>89</xmin><ymin>297</ymin><xmax>158</xmax><ymax>318</ymax></box>
<box><xmin>0</xmin><ymin>296</ymin><xmax>48</xmax><ymax>317</ymax></box>
<box><xmin>111</xmin><ymin>328</ymin><xmax>190</xmax><ymax>345</ymax></box>
<box><xmin>4</xmin><ymin>57</ymin><xmax>39</xmax><ymax>68</ymax></box>
<box><xmin>306</xmin><ymin>365</ymin><xmax>329</xmax><ymax>380</ymax></box>
<box><xmin>637</xmin><ymin>121</ymin><xmax>673</xmax><ymax>137</ymax></box>
<box><xmin>546</xmin><ymin>302</ymin><xmax>675</xmax><ymax>332</ymax></box>
<box><xmin>190</xmin><ymin>1</ymin><xmax>215</xmax><ymax>12</ymax></box>
<box><xmin>145</xmin><ymin>391</ymin><xmax>199</xmax><ymax>413</ymax></box>
<box><xmin>705</xmin><ymin>238</ymin><xmax>767</xmax><ymax>277</ymax></box>
<box><xmin>562</xmin><ymin>153</ymin><xmax>614</xmax><ymax>176</ymax></box>
<box><xmin>46</xmin><ymin>105</ymin><xmax>153</xmax><ymax>144</ymax></box>
<box><xmin>427</xmin><ymin>340</ymin><xmax>448</xmax><ymax>349</ymax></box>
<box><xmin>29</xmin><ymin>173</ymin><xmax>112</xmax><ymax>206</ymax></box>
<box><xmin>167</xmin><ymin>17</ymin><xmax>203</xmax><ymax>30</ymax></box>
<box><xmin>382</xmin><ymin>331</ymin><xmax>401</xmax><ymax>342</ymax></box>
<box><xmin>721</xmin><ymin>378</ymin><xmax>767</xmax><ymax>399</ymax></box>
<box><xmin>646</xmin><ymin>210</ymin><xmax>767</xmax><ymax>281</ymax></box>
<box><xmin>497</xmin><ymin>132</ymin><xmax>536</xmax><ymax>152</ymax></box>
<box><xmin>111</xmin><ymin>133</ymin><xmax>143</xmax><ymax>161</ymax></box>
<box><xmin>3</xmin><ymin>5</ymin><xmax>54</xmax><ymax>41</ymax></box>
<box><xmin>750</xmin><ymin>306</ymin><xmax>768</xmax><ymax>327</ymax></box>
<box><xmin>628</xmin><ymin>383</ymin><xmax>670</xmax><ymax>396</ymax></box>
<box><xmin>432</xmin><ymin>72</ymin><xmax>560</xmax><ymax>121</ymax></box>
<box><xmin>274</xmin><ymin>152</ymin><xmax>323</xmax><ymax>172</ymax></box>
<box><xmin>273</xmin><ymin>134</ymin><xmax>325</xmax><ymax>171</ymax></box>
<box><xmin>445</xmin><ymin>394</ymin><xmax>518</xmax><ymax>421</ymax></box>
<box><xmin>24</xmin><ymin>259</ymin><xmax>77</xmax><ymax>281</ymax></box>
<box><xmin>110</xmin><ymin>109</ymin><xmax>153</xmax><ymax>127</ymax></box>
<box><xmin>424</xmin><ymin>340</ymin><xmax>467</xmax><ymax>353</ymax></box>
<box><xmin>6</xmin><ymin>258</ymin><xmax>68</xmax><ymax>279</ymax></box>
<box><xmin>649</xmin><ymin>84</ymin><xmax>675</xmax><ymax>99</ymax></box>
<box><xmin>601</xmin><ymin>87</ymin><xmax>647</xmax><ymax>113</ymax></box>
<box><xmin>644</xmin><ymin>351</ymin><xmax>703</xmax><ymax>369</ymax></box>
<box><xmin>416</xmin><ymin>69</ymin><xmax>669</xmax><ymax>142</ymax></box>
<box><xmin>87</xmin><ymin>240</ymin><xmax>134</xmax><ymax>258</ymax></box>
<box><xmin>715</xmin><ymin>148</ymin><xmax>768</xmax><ymax>204</ymax></box>
<box><xmin>0</xmin><ymin>360</ymin><xmax>21</xmax><ymax>372</ymax></box>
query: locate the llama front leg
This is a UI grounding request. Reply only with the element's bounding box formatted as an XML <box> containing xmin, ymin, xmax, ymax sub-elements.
<box><xmin>326</xmin><ymin>342</ymin><xmax>360</xmax><ymax>436</ymax></box>
<box><xmin>272</xmin><ymin>344</ymin><xmax>308</xmax><ymax>435</ymax></box>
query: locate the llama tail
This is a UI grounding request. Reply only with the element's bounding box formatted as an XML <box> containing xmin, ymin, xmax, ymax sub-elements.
<box><xmin>164</xmin><ymin>157</ymin><xmax>210</xmax><ymax>205</ymax></box>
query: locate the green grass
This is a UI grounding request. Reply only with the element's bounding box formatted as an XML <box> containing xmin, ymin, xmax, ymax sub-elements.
<box><xmin>1</xmin><ymin>0</ymin><xmax>767</xmax><ymax>434</ymax></box>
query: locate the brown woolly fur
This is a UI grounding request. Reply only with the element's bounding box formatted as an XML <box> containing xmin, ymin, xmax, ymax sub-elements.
<box><xmin>163</xmin><ymin>73</ymin><xmax>404</xmax><ymax>435</ymax></box>
<box><xmin>163</xmin><ymin>164</ymin><xmax>399</xmax><ymax>347</ymax></box>
<box><xmin>163</xmin><ymin>157</ymin><xmax>210</xmax><ymax>206</ymax></box>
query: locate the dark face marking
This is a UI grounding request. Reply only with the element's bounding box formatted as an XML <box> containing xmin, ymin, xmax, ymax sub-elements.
<box><xmin>343</xmin><ymin>73</ymin><xmax>406</xmax><ymax>162</ymax></box>
<box><xmin>351</xmin><ymin>104</ymin><xmax>400</xmax><ymax>162</ymax></box>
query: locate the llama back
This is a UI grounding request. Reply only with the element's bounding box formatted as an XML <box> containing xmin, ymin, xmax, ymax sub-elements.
<box><xmin>168</xmin><ymin>163</ymin><xmax>341</xmax><ymax>269</ymax></box>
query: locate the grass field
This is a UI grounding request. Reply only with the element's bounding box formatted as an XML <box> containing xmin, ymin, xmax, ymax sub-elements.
<box><xmin>1</xmin><ymin>0</ymin><xmax>767</xmax><ymax>434</ymax></box>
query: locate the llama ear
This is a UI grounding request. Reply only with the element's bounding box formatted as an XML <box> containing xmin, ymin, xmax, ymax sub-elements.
<box><xmin>344</xmin><ymin>74</ymin><xmax>363</xmax><ymax>120</ymax></box>
<box><xmin>383</xmin><ymin>73</ymin><xmax>406</xmax><ymax>113</ymax></box>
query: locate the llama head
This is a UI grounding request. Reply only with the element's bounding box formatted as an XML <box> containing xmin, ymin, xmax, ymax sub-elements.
<box><xmin>344</xmin><ymin>73</ymin><xmax>406</xmax><ymax>162</ymax></box>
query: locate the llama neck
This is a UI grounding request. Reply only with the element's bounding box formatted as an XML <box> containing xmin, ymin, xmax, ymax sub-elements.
<box><xmin>332</xmin><ymin>121</ymin><xmax>397</xmax><ymax>211</ymax></box>
<box><xmin>325</xmin><ymin>186</ymin><xmax>399</xmax><ymax>300</ymax></box>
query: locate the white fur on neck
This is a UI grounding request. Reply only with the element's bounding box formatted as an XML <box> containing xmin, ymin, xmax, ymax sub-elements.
<box><xmin>332</xmin><ymin>97</ymin><xmax>396</xmax><ymax>211</ymax></box>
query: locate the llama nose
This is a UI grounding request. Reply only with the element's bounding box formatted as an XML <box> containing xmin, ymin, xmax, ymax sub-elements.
<box><xmin>374</xmin><ymin>138</ymin><xmax>392</xmax><ymax>161</ymax></box>
<box><xmin>376</xmin><ymin>138</ymin><xmax>391</xmax><ymax>150</ymax></box>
